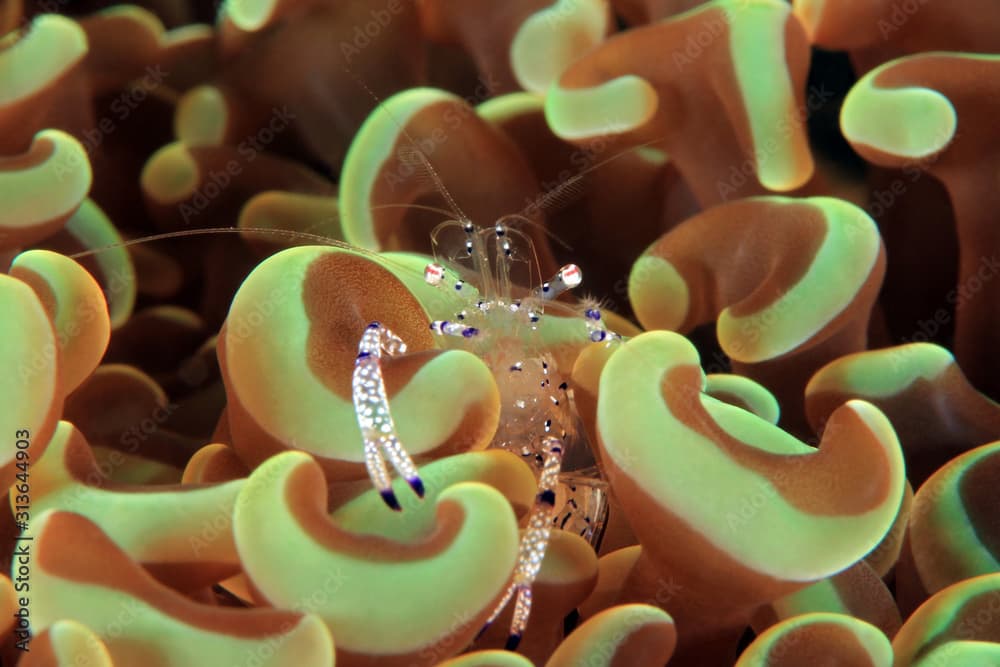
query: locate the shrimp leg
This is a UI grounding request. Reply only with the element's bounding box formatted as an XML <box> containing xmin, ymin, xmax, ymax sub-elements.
<box><xmin>480</xmin><ymin>435</ymin><xmax>563</xmax><ymax>651</ymax></box>
<box><xmin>352</xmin><ymin>322</ymin><xmax>424</xmax><ymax>510</ymax></box>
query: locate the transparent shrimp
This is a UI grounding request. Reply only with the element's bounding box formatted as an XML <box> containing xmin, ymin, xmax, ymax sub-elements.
<box><xmin>356</xmin><ymin>212</ymin><xmax>620</xmax><ymax>648</ymax></box>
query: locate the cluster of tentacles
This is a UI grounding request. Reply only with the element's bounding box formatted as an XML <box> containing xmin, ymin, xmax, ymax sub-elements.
<box><xmin>1</xmin><ymin>0</ymin><xmax>1000</xmax><ymax>665</ymax></box>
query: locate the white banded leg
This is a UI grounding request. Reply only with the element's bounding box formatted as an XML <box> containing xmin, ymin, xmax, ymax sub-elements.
<box><xmin>352</xmin><ymin>322</ymin><xmax>424</xmax><ymax>510</ymax></box>
<box><xmin>479</xmin><ymin>435</ymin><xmax>564</xmax><ymax>650</ymax></box>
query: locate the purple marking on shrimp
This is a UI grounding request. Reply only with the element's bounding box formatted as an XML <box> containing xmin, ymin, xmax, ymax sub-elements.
<box><xmin>380</xmin><ymin>489</ymin><xmax>402</xmax><ymax>512</ymax></box>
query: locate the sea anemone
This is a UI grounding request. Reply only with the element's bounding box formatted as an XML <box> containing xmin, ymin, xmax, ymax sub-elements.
<box><xmin>2</xmin><ymin>0</ymin><xmax>1000</xmax><ymax>665</ymax></box>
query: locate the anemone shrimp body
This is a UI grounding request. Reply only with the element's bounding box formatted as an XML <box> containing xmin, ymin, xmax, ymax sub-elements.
<box><xmin>420</xmin><ymin>220</ymin><xmax>592</xmax><ymax>647</ymax></box>
<box><xmin>487</xmin><ymin>345</ymin><xmax>572</xmax><ymax>460</ymax></box>
<box><xmin>425</xmin><ymin>221</ymin><xmax>583</xmax><ymax>468</ymax></box>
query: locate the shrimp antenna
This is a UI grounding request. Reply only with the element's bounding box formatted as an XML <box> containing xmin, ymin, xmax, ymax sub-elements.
<box><xmin>514</xmin><ymin>136</ymin><xmax>669</xmax><ymax>221</ymax></box>
<box><xmin>66</xmin><ymin>226</ymin><xmax>349</xmax><ymax>260</ymax></box>
<box><xmin>341</xmin><ymin>65</ymin><xmax>497</xmax><ymax>296</ymax></box>
<box><xmin>368</xmin><ymin>202</ymin><xmax>462</xmax><ymax>222</ymax></box>
<box><xmin>341</xmin><ymin>66</ymin><xmax>469</xmax><ymax>226</ymax></box>
<box><xmin>64</xmin><ymin>225</ymin><xmax>462</xmax><ymax>311</ymax></box>
<box><xmin>66</xmin><ymin>206</ymin><xmax>461</xmax><ymax>262</ymax></box>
